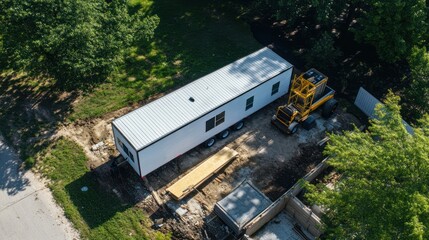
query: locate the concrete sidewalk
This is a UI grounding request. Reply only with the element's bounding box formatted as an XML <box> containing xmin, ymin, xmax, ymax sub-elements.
<box><xmin>0</xmin><ymin>136</ymin><xmax>79</xmax><ymax>240</ymax></box>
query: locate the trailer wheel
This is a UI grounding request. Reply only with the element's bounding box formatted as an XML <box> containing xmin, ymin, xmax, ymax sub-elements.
<box><xmin>233</xmin><ymin>121</ymin><xmax>244</xmax><ymax>130</ymax></box>
<box><xmin>204</xmin><ymin>138</ymin><xmax>216</xmax><ymax>148</ymax></box>
<box><xmin>288</xmin><ymin>122</ymin><xmax>299</xmax><ymax>134</ymax></box>
<box><xmin>217</xmin><ymin>129</ymin><xmax>230</xmax><ymax>139</ymax></box>
<box><xmin>322</xmin><ymin>99</ymin><xmax>338</xmax><ymax>118</ymax></box>
<box><xmin>302</xmin><ymin>115</ymin><xmax>316</xmax><ymax>130</ymax></box>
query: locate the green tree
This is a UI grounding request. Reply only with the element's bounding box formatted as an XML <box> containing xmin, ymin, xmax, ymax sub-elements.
<box><xmin>404</xmin><ymin>47</ymin><xmax>429</xmax><ymax>120</ymax></box>
<box><xmin>354</xmin><ymin>0</ymin><xmax>427</xmax><ymax>62</ymax></box>
<box><xmin>275</xmin><ymin>0</ymin><xmax>348</xmax><ymax>27</ymax></box>
<box><xmin>305</xmin><ymin>92</ymin><xmax>429</xmax><ymax>239</ymax></box>
<box><xmin>0</xmin><ymin>0</ymin><xmax>159</xmax><ymax>87</ymax></box>
<box><xmin>304</xmin><ymin>32</ymin><xmax>342</xmax><ymax>71</ymax></box>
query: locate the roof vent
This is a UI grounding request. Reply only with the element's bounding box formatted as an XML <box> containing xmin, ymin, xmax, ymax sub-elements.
<box><xmin>189</xmin><ymin>97</ymin><xmax>195</xmax><ymax>102</ymax></box>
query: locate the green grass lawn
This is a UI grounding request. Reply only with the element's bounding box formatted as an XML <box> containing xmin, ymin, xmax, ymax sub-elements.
<box><xmin>39</xmin><ymin>138</ymin><xmax>169</xmax><ymax>240</ymax></box>
<box><xmin>69</xmin><ymin>0</ymin><xmax>260</xmax><ymax>121</ymax></box>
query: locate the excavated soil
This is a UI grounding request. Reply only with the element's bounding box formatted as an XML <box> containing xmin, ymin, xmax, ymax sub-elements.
<box><xmin>262</xmin><ymin>144</ymin><xmax>324</xmax><ymax>200</ymax></box>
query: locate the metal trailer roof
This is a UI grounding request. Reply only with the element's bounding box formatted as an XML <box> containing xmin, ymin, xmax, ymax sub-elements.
<box><xmin>113</xmin><ymin>47</ymin><xmax>292</xmax><ymax>151</ymax></box>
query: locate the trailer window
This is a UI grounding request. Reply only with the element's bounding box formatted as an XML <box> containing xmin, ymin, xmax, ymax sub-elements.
<box><xmin>271</xmin><ymin>82</ymin><xmax>280</xmax><ymax>95</ymax></box>
<box><xmin>123</xmin><ymin>145</ymin><xmax>129</xmax><ymax>156</ymax></box>
<box><xmin>206</xmin><ymin>118</ymin><xmax>215</xmax><ymax>132</ymax></box>
<box><xmin>215</xmin><ymin>111</ymin><xmax>225</xmax><ymax>125</ymax></box>
<box><xmin>246</xmin><ymin>96</ymin><xmax>254</xmax><ymax>110</ymax></box>
<box><xmin>206</xmin><ymin>111</ymin><xmax>225</xmax><ymax>132</ymax></box>
<box><xmin>118</xmin><ymin>139</ymin><xmax>134</xmax><ymax>162</ymax></box>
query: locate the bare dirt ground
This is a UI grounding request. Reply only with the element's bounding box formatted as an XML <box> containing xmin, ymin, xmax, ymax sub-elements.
<box><xmin>51</xmin><ymin>94</ymin><xmax>361</xmax><ymax>239</ymax></box>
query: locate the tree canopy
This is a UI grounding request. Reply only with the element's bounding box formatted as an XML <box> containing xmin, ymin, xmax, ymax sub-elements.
<box><xmin>304</xmin><ymin>32</ymin><xmax>342</xmax><ymax>71</ymax></box>
<box><xmin>354</xmin><ymin>0</ymin><xmax>427</xmax><ymax>62</ymax></box>
<box><xmin>0</xmin><ymin>0</ymin><xmax>159</xmax><ymax>87</ymax></box>
<box><xmin>305</xmin><ymin>92</ymin><xmax>429</xmax><ymax>239</ymax></box>
<box><xmin>404</xmin><ymin>47</ymin><xmax>429</xmax><ymax>120</ymax></box>
<box><xmin>274</xmin><ymin>0</ymin><xmax>347</xmax><ymax>27</ymax></box>
<box><xmin>271</xmin><ymin>0</ymin><xmax>427</xmax><ymax>63</ymax></box>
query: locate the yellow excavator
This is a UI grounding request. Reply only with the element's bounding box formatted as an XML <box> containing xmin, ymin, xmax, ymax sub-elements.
<box><xmin>271</xmin><ymin>69</ymin><xmax>337</xmax><ymax>134</ymax></box>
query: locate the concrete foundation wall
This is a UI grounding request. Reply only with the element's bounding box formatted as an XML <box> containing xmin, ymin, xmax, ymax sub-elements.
<box><xmin>244</xmin><ymin>158</ymin><xmax>329</xmax><ymax>237</ymax></box>
<box><xmin>243</xmin><ymin>194</ymin><xmax>289</xmax><ymax>236</ymax></box>
<box><xmin>285</xmin><ymin>197</ymin><xmax>322</xmax><ymax>237</ymax></box>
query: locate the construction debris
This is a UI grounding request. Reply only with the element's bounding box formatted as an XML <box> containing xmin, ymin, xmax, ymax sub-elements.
<box><xmin>91</xmin><ymin>141</ymin><xmax>105</xmax><ymax>151</ymax></box>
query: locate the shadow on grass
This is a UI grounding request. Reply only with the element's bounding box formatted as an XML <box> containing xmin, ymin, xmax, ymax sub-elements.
<box><xmin>64</xmin><ymin>157</ymin><xmax>149</xmax><ymax>229</ymax></box>
<box><xmin>122</xmin><ymin>0</ymin><xmax>261</xmax><ymax>92</ymax></box>
<box><xmin>0</xmin><ymin>72</ymin><xmax>79</xmax><ymax>166</ymax></box>
<box><xmin>64</xmin><ymin>171</ymin><xmax>129</xmax><ymax>229</ymax></box>
<box><xmin>0</xmin><ymin>73</ymin><xmax>78</xmax><ymax>122</ymax></box>
<box><xmin>67</xmin><ymin>0</ymin><xmax>261</xmax><ymax>120</ymax></box>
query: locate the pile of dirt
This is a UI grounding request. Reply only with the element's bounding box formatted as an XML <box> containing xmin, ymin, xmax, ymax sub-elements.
<box><xmin>296</xmin><ymin>166</ymin><xmax>341</xmax><ymax>207</ymax></box>
<box><xmin>311</xmin><ymin>166</ymin><xmax>341</xmax><ymax>186</ymax></box>
<box><xmin>263</xmin><ymin>144</ymin><xmax>324</xmax><ymax>200</ymax></box>
<box><xmin>141</xmin><ymin>200</ymin><xmax>205</xmax><ymax>240</ymax></box>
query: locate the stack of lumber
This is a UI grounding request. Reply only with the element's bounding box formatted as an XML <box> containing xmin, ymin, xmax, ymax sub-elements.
<box><xmin>167</xmin><ymin>147</ymin><xmax>238</xmax><ymax>200</ymax></box>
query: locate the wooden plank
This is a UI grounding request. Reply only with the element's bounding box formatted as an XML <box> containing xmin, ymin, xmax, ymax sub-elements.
<box><xmin>142</xmin><ymin>177</ymin><xmax>164</xmax><ymax>208</ymax></box>
<box><xmin>167</xmin><ymin>147</ymin><xmax>238</xmax><ymax>200</ymax></box>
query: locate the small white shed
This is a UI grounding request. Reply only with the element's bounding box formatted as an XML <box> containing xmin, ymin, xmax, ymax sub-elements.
<box><xmin>112</xmin><ymin>47</ymin><xmax>293</xmax><ymax>177</ymax></box>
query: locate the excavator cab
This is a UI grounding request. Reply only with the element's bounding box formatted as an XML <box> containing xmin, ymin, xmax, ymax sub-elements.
<box><xmin>271</xmin><ymin>104</ymin><xmax>300</xmax><ymax>133</ymax></box>
<box><xmin>275</xmin><ymin>105</ymin><xmax>297</xmax><ymax>125</ymax></box>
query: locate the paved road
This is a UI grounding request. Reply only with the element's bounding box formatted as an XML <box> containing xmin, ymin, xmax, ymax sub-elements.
<box><xmin>0</xmin><ymin>136</ymin><xmax>79</xmax><ymax>240</ymax></box>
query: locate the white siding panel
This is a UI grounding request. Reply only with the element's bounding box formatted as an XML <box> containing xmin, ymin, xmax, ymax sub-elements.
<box><xmin>113</xmin><ymin>47</ymin><xmax>292</xmax><ymax>151</ymax></box>
<box><xmin>354</xmin><ymin>87</ymin><xmax>381</xmax><ymax>118</ymax></box>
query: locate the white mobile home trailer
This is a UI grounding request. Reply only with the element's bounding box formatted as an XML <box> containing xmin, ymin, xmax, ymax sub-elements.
<box><xmin>112</xmin><ymin>47</ymin><xmax>293</xmax><ymax>177</ymax></box>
